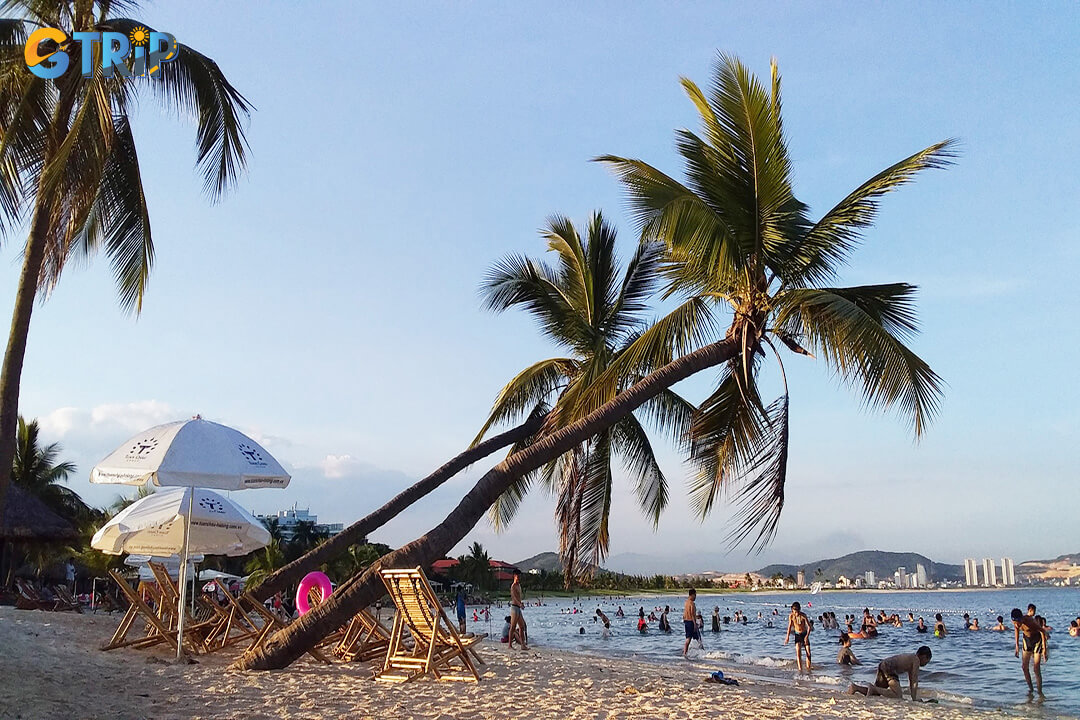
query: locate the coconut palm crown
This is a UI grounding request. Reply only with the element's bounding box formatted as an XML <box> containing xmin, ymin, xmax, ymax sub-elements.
<box><xmin>0</xmin><ymin>0</ymin><xmax>250</xmax><ymax>520</ymax></box>
<box><xmin>597</xmin><ymin>54</ymin><xmax>953</xmax><ymax>550</ymax></box>
<box><xmin>476</xmin><ymin>212</ymin><xmax>697</xmax><ymax>578</ymax></box>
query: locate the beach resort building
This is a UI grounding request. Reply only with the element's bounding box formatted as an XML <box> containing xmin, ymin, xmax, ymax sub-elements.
<box><xmin>964</xmin><ymin>558</ymin><xmax>979</xmax><ymax>586</ymax></box>
<box><xmin>256</xmin><ymin>505</ymin><xmax>343</xmax><ymax>541</ymax></box>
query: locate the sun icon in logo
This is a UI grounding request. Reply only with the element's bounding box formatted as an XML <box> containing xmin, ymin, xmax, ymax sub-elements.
<box><xmin>129</xmin><ymin>26</ymin><xmax>150</xmax><ymax>47</ymax></box>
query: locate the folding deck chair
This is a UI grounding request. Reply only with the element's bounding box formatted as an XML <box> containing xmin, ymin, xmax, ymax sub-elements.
<box><xmin>14</xmin><ymin>579</ymin><xmax>56</xmax><ymax>611</ymax></box>
<box><xmin>238</xmin><ymin>591</ymin><xmax>333</xmax><ymax>664</ymax></box>
<box><xmin>145</xmin><ymin>562</ymin><xmax>216</xmax><ymax>652</ymax></box>
<box><xmin>51</xmin><ymin>585</ymin><xmax>83</xmax><ymax>613</ymax></box>
<box><xmin>101</xmin><ymin>570</ymin><xmax>192</xmax><ymax>653</ymax></box>
<box><xmin>335</xmin><ymin>607</ymin><xmax>394</xmax><ymax>662</ymax></box>
<box><xmin>376</xmin><ymin>567</ymin><xmax>484</xmax><ymax>683</ymax></box>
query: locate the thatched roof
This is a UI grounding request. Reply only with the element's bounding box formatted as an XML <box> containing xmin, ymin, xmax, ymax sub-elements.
<box><xmin>0</xmin><ymin>484</ymin><xmax>78</xmax><ymax>541</ymax></box>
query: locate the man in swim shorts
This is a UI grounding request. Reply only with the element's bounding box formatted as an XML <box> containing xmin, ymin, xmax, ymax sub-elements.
<box><xmin>508</xmin><ymin>569</ymin><xmax>528</xmax><ymax>650</ymax></box>
<box><xmin>784</xmin><ymin>601</ymin><xmax>813</xmax><ymax>672</ymax></box>
<box><xmin>1012</xmin><ymin>608</ymin><xmax>1048</xmax><ymax>697</ymax></box>
<box><xmin>848</xmin><ymin>646</ymin><xmax>932</xmax><ymax>700</ymax></box>
<box><xmin>682</xmin><ymin>588</ymin><xmax>698</xmax><ymax>657</ymax></box>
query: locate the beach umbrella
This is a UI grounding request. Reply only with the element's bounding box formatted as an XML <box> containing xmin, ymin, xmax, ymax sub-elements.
<box><xmin>91</xmin><ymin>417</ymin><xmax>289</xmax><ymax>658</ymax></box>
<box><xmin>91</xmin><ymin>487</ymin><xmax>270</xmax><ymax>557</ymax></box>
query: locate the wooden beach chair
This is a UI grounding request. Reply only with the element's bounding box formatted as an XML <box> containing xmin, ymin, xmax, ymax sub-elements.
<box><xmin>376</xmin><ymin>567</ymin><xmax>483</xmax><ymax>683</ymax></box>
<box><xmin>335</xmin><ymin>607</ymin><xmax>394</xmax><ymax>662</ymax></box>
<box><xmin>238</xmin><ymin>591</ymin><xmax>333</xmax><ymax>664</ymax></box>
<box><xmin>101</xmin><ymin>570</ymin><xmax>189</xmax><ymax>652</ymax></box>
<box><xmin>145</xmin><ymin>562</ymin><xmax>215</xmax><ymax>652</ymax></box>
<box><xmin>14</xmin><ymin>579</ymin><xmax>57</xmax><ymax>611</ymax></box>
<box><xmin>198</xmin><ymin>580</ymin><xmax>261</xmax><ymax>651</ymax></box>
<box><xmin>51</xmin><ymin>585</ymin><xmax>83</xmax><ymax>613</ymax></box>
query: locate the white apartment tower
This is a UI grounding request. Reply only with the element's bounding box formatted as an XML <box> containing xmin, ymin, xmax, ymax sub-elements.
<box><xmin>982</xmin><ymin>558</ymin><xmax>998</xmax><ymax>586</ymax></box>
<box><xmin>964</xmin><ymin>558</ymin><xmax>979</xmax><ymax>587</ymax></box>
<box><xmin>916</xmin><ymin>564</ymin><xmax>928</xmax><ymax>587</ymax></box>
<box><xmin>1000</xmin><ymin>557</ymin><xmax>1016</xmax><ymax>586</ymax></box>
<box><xmin>865</xmin><ymin>571</ymin><xmax>876</xmax><ymax>586</ymax></box>
<box><xmin>896</xmin><ymin>567</ymin><xmax>908</xmax><ymax>589</ymax></box>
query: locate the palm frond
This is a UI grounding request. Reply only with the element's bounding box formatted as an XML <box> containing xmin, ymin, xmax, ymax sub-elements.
<box><xmin>612</xmin><ymin>414</ymin><xmax>667</xmax><ymax>527</ymax></box>
<box><xmin>103</xmin><ymin>19</ymin><xmax>252</xmax><ymax>200</ymax></box>
<box><xmin>479</xmin><ymin>253</ymin><xmax>589</xmax><ymax>348</ymax></box>
<box><xmin>686</xmin><ymin>359</ymin><xmax>765</xmax><ymax>517</ymax></box>
<box><xmin>724</xmin><ymin>393</ymin><xmax>789</xmax><ymax>551</ymax></box>
<box><xmin>774</xmin><ymin>285</ymin><xmax>943</xmax><ymax>436</ymax></box>
<box><xmin>471</xmin><ymin>358</ymin><xmax>573</xmax><ymax>446</ymax></box>
<box><xmin>604</xmin><ymin>239</ymin><xmax>664</xmax><ymax>340</ymax></box>
<box><xmin>786</xmin><ymin>140</ymin><xmax>958</xmax><ymax>286</ymax></box>
<box><xmin>635</xmin><ymin>387</ymin><xmax>696</xmax><ymax>451</ymax></box>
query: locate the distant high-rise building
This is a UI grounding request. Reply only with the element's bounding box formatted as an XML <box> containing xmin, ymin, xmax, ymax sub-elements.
<box><xmin>865</xmin><ymin>570</ymin><xmax>876</xmax><ymax>586</ymax></box>
<box><xmin>1001</xmin><ymin>557</ymin><xmax>1015</xmax><ymax>586</ymax></box>
<box><xmin>797</xmin><ymin>570</ymin><xmax>806</xmax><ymax>588</ymax></box>
<box><xmin>964</xmin><ymin>558</ymin><xmax>979</xmax><ymax>587</ymax></box>
<box><xmin>897</xmin><ymin>566</ymin><xmax>908</xmax><ymax>588</ymax></box>
<box><xmin>982</xmin><ymin>558</ymin><xmax>998</xmax><ymax>586</ymax></box>
<box><xmin>916</xmin><ymin>564</ymin><xmax>928</xmax><ymax>588</ymax></box>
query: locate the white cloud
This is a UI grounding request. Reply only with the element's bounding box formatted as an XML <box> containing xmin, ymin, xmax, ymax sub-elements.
<box><xmin>318</xmin><ymin>453</ymin><xmax>360</xmax><ymax>479</ymax></box>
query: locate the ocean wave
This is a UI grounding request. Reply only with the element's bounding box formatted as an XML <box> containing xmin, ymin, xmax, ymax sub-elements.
<box><xmin>702</xmin><ymin>650</ymin><xmax>794</xmax><ymax>669</ymax></box>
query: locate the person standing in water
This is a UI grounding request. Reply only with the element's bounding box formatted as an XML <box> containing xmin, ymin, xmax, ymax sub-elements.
<box><xmin>682</xmin><ymin>589</ymin><xmax>699</xmax><ymax>657</ymax></box>
<box><xmin>1012</xmin><ymin>608</ymin><xmax>1048</xmax><ymax>697</ymax></box>
<box><xmin>508</xmin><ymin>570</ymin><xmax>528</xmax><ymax>650</ymax></box>
<box><xmin>784</xmin><ymin>601</ymin><xmax>813</xmax><ymax>672</ymax></box>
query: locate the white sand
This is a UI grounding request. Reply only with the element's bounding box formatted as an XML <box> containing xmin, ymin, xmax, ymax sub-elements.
<box><xmin>0</xmin><ymin>606</ymin><xmax>1042</xmax><ymax>719</ymax></box>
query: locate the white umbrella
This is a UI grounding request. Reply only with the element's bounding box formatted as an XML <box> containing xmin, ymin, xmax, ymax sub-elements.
<box><xmin>91</xmin><ymin>417</ymin><xmax>289</xmax><ymax>658</ymax></box>
<box><xmin>92</xmin><ymin>487</ymin><xmax>270</xmax><ymax>557</ymax></box>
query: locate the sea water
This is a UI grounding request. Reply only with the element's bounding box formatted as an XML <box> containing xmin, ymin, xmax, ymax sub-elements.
<box><xmin>476</xmin><ymin>587</ymin><xmax>1079</xmax><ymax>717</ymax></box>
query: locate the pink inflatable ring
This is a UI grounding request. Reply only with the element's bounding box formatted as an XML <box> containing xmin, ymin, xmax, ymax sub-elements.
<box><xmin>296</xmin><ymin>571</ymin><xmax>333</xmax><ymax>615</ymax></box>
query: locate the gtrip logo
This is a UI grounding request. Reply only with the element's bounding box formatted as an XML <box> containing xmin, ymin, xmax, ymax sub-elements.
<box><xmin>25</xmin><ymin>25</ymin><xmax>178</xmax><ymax>80</ymax></box>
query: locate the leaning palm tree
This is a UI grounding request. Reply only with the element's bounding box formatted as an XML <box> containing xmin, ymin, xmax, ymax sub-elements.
<box><xmin>11</xmin><ymin>415</ymin><xmax>91</xmax><ymax>523</ymax></box>
<box><xmin>475</xmin><ymin>212</ymin><xmax>695</xmax><ymax>581</ymax></box>
<box><xmin>595</xmin><ymin>53</ymin><xmax>950</xmax><ymax>548</ymax></box>
<box><xmin>0</xmin><ymin>0</ymin><xmax>251</xmax><ymax>521</ymax></box>
<box><xmin>233</xmin><ymin>53</ymin><xmax>951</xmax><ymax>671</ymax></box>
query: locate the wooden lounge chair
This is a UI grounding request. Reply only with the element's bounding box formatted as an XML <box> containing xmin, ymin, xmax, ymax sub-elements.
<box><xmin>101</xmin><ymin>570</ymin><xmax>191</xmax><ymax>653</ymax></box>
<box><xmin>238</xmin><ymin>591</ymin><xmax>333</xmax><ymax>664</ymax></box>
<box><xmin>51</xmin><ymin>585</ymin><xmax>83</xmax><ymax>613</ymax></box>
<box><xmin>14</xmin><ymin>579</ymin><xmax>57</xmax><ymax>611</ymax></box>
<box><xmin>335</xmin><ymin>607</ymin><xmax>394</xmax><ymax>662</ymax></box>
<box><xmin>145</xmin><ymin>562</ymin><xmax>215</xmax><ymax>652</ymax></box>
<box><xmin>376</xmin><ymin>567</ymin><xmax>484</xmax><ymax>683</ymax></box>
<box><xmin>198</xmin><ymin>580</ymin><xmax>261</xmax><ymax>651</ymax></box>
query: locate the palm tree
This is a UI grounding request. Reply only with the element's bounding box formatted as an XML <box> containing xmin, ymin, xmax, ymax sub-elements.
<box><xmin>475</xmin><ymin>212</ymin><xmax>694</xmax><ymax>581</ymax></box>
<box><xmin>233</xmin><ymin>53</ymin><xmax>950</xmax><ymax>671</ymax></box>
<box><xmin>455</xmin><ymin>541</ymin><xmax>492</xmax><ymax>590</ymax></box>
<box><xmin>108</xmin><ymin>482</ymin><xmax>154</xmax><ymax>515</ymax></box>
<box><xmin>0</xmin><ymin>1</ymin><xmax>251</xmax><ymax>522</ymax></box>
<box><xmin>11</xmin><ymin>416</ymin><xmax>91</xmax><ymax>523</ymax></box>
<box><xmin>244</xmin><ymin>539</ymin><xmax>286</xmax><ymax>590</ymax></box>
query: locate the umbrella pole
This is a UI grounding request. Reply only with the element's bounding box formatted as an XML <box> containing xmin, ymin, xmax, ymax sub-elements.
<box><xmin>176</xmin><ymin>488</ymin><xmax>194</xmax><ymax>660</ymax></box>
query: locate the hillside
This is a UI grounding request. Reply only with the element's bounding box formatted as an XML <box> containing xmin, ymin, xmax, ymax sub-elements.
<box><xmin>757</xmin><ymin>550</ymin><xmax>962</xmax><ymax>583</ymax></box>
<box><xmin>1017</xmin><ymin>552</ymin><xmax>1080</xmax><ymax>581</ymax></box>
<box><xmin>515</xmin><ymin>552</ymin><xmax>564</xmax><ymax>573</ymax></box>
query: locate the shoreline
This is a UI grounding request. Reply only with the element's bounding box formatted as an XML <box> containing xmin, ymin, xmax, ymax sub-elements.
<box><xmin>1</xmin><ymin>605</ymin><xmax>1064</xmax><ymax>720</ymax></box>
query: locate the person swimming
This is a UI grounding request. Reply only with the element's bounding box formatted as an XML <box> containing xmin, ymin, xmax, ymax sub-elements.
<box><xmin>934</xmin><ymin>613</ymin><xmax>947</xmax><ymax>637</ymax></box>
<box><xmin>916</xmin><ymin>617</ymin><xmax>928</xmax><ymax>633</ymax></box>
<box><xmin>837</xmin><ymin>632</ymin><xmax>861</xmax><ymax>666</ymax></box>
<box><xmin>992</xmin><ymin>615</ymin><xmax>1007</xmax><ymax>631</ymax></box>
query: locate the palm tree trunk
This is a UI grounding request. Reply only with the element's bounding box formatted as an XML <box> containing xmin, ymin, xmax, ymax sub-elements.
<box><xmin>0</xmin><ymin>207</ymin><xmax>53</xmax><ymax>527</ymax></box>
<box><xmin>231</xmin><ymin>337</ymin><xmax>738</xmax><ymax>671</ymax></box>
<box><xmin>247</xmin><ymin>409</ymin><xmax>547</xmax><ymax>602</ymax></box>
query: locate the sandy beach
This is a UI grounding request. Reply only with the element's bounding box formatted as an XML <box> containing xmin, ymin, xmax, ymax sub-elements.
<box><xmin>2</xmin><ymin>606</ymin><xmax>1062</xmax><ymax>720</ymax></box>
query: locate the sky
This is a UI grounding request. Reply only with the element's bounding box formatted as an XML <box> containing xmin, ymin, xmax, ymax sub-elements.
<box><xmin>3</xmin><ymin>1</ymin><xmax>1077</xmax><ymax>573</ymax></box>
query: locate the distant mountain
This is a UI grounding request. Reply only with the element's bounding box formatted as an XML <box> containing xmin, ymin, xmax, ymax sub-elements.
<box><xmin>1017</xmin><ymin>552</ymin><xmax>1080</xmax><ymax>581</ymax></box>
<box><xmin>515</xmin><ymin>552</ymin><xmax>564</xmax><ymax>573</ymax></box>
<box><xmin>756</xmin><ymin>550</ymin><xmax>963</xmax><ymax>583</ymax></box>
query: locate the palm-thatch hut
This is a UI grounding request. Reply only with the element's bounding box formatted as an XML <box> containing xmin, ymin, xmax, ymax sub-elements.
<box><xmin>1</xmin><ymin>484</ymin><xmax>78</xmax><ymax>588</ymax></box>
<box><xmin>1</xmin><ymin>484</ymin><xmax>78</xmax><ymax>541</ymax></box>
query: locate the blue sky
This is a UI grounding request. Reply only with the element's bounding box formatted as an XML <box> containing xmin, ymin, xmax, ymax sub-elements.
<box><xmin>4</xmin><ymin>2</ymin><xmax>1077</xmax><ymax>572</ymax></box>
